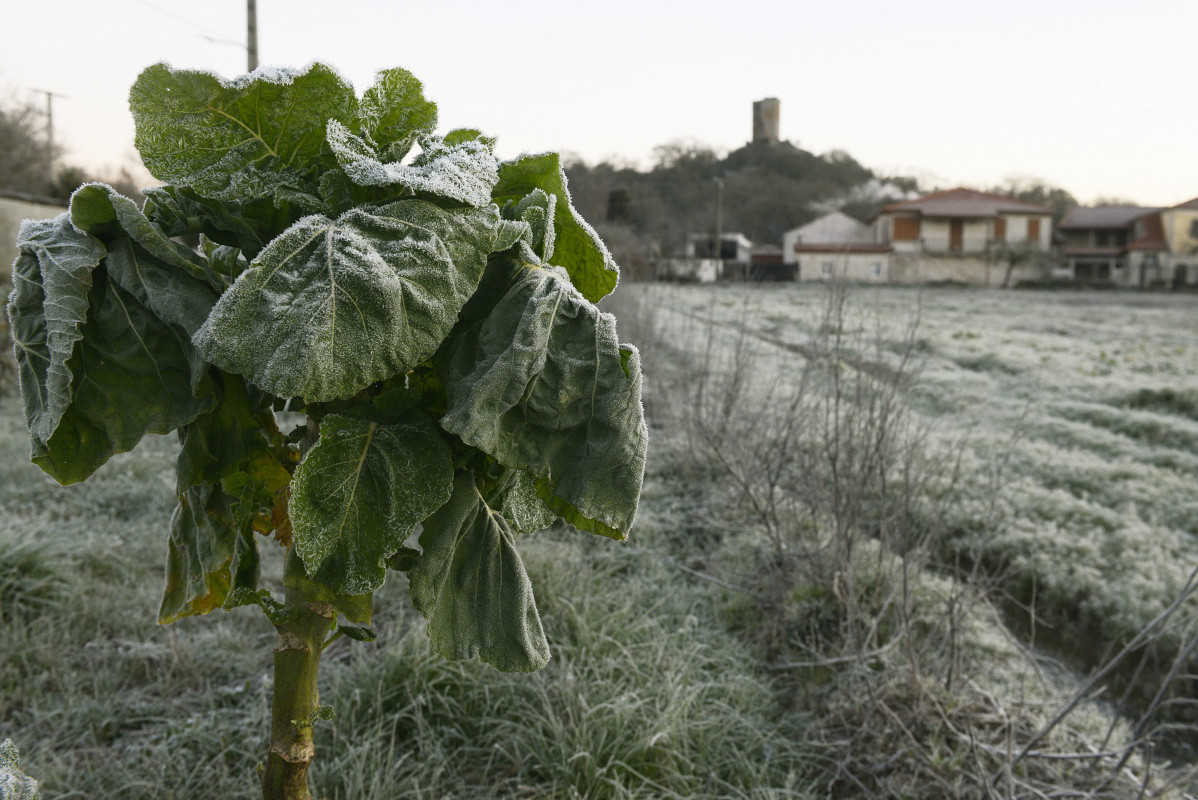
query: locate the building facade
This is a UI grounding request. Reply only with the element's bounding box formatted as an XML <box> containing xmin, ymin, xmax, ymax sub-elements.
<box><xmin>873</xmin><ymin>188</ymin><xmax>1053</xmax><ymax>285</ymax></box>
<box><xmin>1056</xmin><ymin>198</ymin><xmax>1198</xmax><ymax>288</ymax></box>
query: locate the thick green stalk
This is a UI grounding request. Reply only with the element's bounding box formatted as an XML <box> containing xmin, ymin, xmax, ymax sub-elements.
<box><xmin>262</xmin><ymin>551</ymin><xmax>336</xmax><ymax>800</ymax></box>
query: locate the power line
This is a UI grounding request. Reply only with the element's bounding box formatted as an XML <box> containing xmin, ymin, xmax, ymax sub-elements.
<box><xmin>130</xmin><ymin>0</ymin><xmax>245</xmax><ymax>48</ymax></box>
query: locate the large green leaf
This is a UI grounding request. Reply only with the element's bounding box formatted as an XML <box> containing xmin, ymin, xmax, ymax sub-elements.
<box><xmin>409</xmin><ymin>471</ymin><xmax>550</xmax><ymax>672</ymax></box>
<box><xmin>195</xmin><ymin>199</ymin><xmax>507</xmax><ymax>402</ymax></box>
<box><xmin>327</xmin><ymin>124</ymin><xmax>499</xmax><ymax>208</ymax></box>
<box><xmin>70</xmin><ymin>183</ymin><xmax>222</xmax><ymax>297</ymax></box>
<box><xmin>481</xmin><ymin>465</ymin><xmax>556</xmax><ymax>535</ymax></box>
<box><xmin>8</xmin><ymin>215</ymin><xmax>104</xmax><ymax>449</ymax></box>
<box><xmin>439</xmin><ymin>266</ymin><xmax>646</xmax><ymax>539</ymax></box>
<box><xmin>290</xmin><ymin>413</ymin><xmax>453</xmax><ymax>595</ymax></box>
<box><xmin>357</xmin><ymin>67</ymin><xmax>437</xmax><ymax>161</ymax></box>
<box><xmin>9</xmin><ymin>215</ymin><xmax>215</xmax><ymax>484</ymax></box>
<box><xmin>69</xmin><ymin>184</ymin><xmax>223</xmax><ymax>390</ymax></box>
<box><xmin>492</xmin><ymin>153</ymin><xmax>619</xmax><ymax>302</ymax></box>
<box><xmin>159</xmin><ymin>483</ymin><xmax>259</xmax><ymax>623</ymax></box>
<box><xmin>142</xmin><ymin>184</ymin><xmax>294</xmax><ymax>261</ymax></box>
<box><xmin>130</xmin><ymin>62</ymin><xmax>356</xmax><ymax>202</ymax></box>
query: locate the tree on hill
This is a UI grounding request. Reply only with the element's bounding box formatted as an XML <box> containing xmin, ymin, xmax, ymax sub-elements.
<box><xmin>987</xmin><ymin>176</ymin><xmax>1077</xmax><ymax>221</ymax></box>
<box><xmin>565</xmin><ymin>139</ymin><xmax>901</xmax><ymax>266</ymax></box>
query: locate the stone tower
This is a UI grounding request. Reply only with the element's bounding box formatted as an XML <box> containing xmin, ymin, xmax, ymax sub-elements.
<box><xmin>752</xmin><ymin>98</ymin><xmax>780</xmax><ymax>144</ymax></box>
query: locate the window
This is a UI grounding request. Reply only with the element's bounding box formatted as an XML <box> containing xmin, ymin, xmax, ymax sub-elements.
<box><xmin>870</xmin><ymin>262</ymin><xmax>883</xmax><ymax>277</ymax></box>
<box><xmin>822</xmin><ymin>262</ymin><xmax>834</xmax><ymax>275</ymax></box>
<box><xmin>949</xmin><ymin>220</ymin><xmax>963</xmax><ymax>252</ymax></box>
<box><xmin>994</xmin><ymin>217</ymin><xmax>1006</xmax><ymax>241</ymax></box>
<box><xmin>892</xmin><ymin>216</ymin><xmax>920</xmax><ymax>241</ymax></box>
<box><xmin>1028</xmin><ymin>218</ymin><xmax>1041</xmax><ymax>242</ymax></box>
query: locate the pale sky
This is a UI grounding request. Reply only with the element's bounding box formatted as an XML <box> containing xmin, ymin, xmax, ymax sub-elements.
<box><xmin>4</xmin><ymin>0</ymin><xmax>1197</xmax><ymax>206</ymax></box>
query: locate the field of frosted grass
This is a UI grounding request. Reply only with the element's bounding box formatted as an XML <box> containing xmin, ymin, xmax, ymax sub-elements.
<box><xmin>4</xmin><ymin>282</ymin><xmax>1198</xmax><ymax>797</ymax></box>
<box><xmin>0</xmin><ymin>391</ymin><xmax>814</xmax><ymax>799</ymax></box>
<box><xmin>641</xmin><ymin>283</ymin><xmax>1198</xmax><ymax>658</ymax></box>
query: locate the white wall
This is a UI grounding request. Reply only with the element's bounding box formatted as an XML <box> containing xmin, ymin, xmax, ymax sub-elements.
<box><xmin>796</xmin><ymin>252</ymin><xmax>890</xmax><ymax>282</ymax></box>
<box><xmin>654</xmin><ymin>258</ymin><xmax>723</xmax><ymax>283</ymax></box>
<box><xmin>782</xmin><ymin>212</ymin><xmax>873</xmax><ymax>265</ymax></box>
<box><xmin>1000</xmin><ymin>214</ymin><xmax>1052</xmax><ymax>248</ymax></box>
<box><xmin>919</xmin><ymin>219</ymin><xmax>990</xmax><ymax>252</ymax></box>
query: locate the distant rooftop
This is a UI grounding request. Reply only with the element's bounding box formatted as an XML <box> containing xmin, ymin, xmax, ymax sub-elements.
<box><xmin>1128</xmin><ymin>212</ymin><xmax>1167</xmax><ymax>251</ymax></box>
<box><xmin>1058</xmin><ymin>206</ymin><xmax>1161</xmax><ymax>230</ymax></box>
<box><xmin>880</xmin><ymin>188</ymin><xmax>1052</xmax><ymax>219</ymax></box>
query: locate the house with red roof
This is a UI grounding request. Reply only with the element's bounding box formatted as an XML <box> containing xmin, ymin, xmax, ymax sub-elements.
<box><xmin>872</xmin><ymin>188</ymin><xmax>1053</xmax><ymax>285</ymax></box>
<box><xmin>1057</xmin><ymin>197</ymin><xmax>1198</xmax><ymax>287</ymax></box>
<box><xmin>1161</xmin><ymin>197</ymin><xmax>1198</xmax><ymax>284</ymax></box>
<box><xmin>1058</xmin><ymin>205</ymin><xmax>1163</xmax><ymax>285</ymax></box>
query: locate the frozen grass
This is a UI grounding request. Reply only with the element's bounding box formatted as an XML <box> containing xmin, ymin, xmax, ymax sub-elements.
<box><xmin>5</xmin><ymin>284</ymin><xmax>1198</xmax><ymax>798</ymax></box>
<box><xmin>638</xmin><ymin>284</ymin><xmax>1198</xmax><ymax>663</ymax></box>
<box><xmin>0</xmin><ymin>393</ymin><xmax>814</xmax><ymax>799</ymax></box>
<box><xmin>606</xmin><ymin>279</ymin><xmax>1193</xmax><ymax>798</ymax></box>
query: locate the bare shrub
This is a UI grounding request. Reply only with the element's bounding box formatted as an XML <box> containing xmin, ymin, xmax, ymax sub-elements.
<box><xmin>634</xmin><ymin>280</ymin><xmax>1198</xmax><ymax>798</ymax></box>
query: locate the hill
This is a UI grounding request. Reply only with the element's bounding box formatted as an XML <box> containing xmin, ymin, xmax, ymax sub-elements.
<box><xmin>564</xmin><ymin>139</ymin><xmax>918</xmax><ymax>275</ymax></box>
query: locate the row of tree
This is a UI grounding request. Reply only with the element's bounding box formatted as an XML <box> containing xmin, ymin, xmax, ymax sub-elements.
<box><xmin>0</xmin><ymin>99</ymin><xmax>140</xmax><ymax>203</ymax></box>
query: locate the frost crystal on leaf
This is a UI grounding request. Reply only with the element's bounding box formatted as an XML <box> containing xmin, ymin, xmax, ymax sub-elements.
<box><xmin>493</xmin><ymin>153</ymin><xmax>619</xmax><ymax>303</ymax></box>
<box><xmin>0</xmin><ymin>739</ymin><xmax>40</xmax><ymax>800</ymax></box>
<box><xmin>194</xmin><ymin>199</ymin><xmax>507</xmax><ymax>402</ymax></box>
<box><xmin>130</xmin><ymin>62</ymin><xmax>357</xmax><ymax>202</ymax></box>
<box><xmin>327</xmin><ymin>122</ymin><xmax>499</xmax><ymax>208</ymax></box>
<box><xmin>290</xmin><ymin>414</ymin><xmax>453</xmax><ymax>595</ymax></box>
<box><xmin>409</xmin><ymin>471</ymin><xmax>551</xmax><ymax>672</ymax></box>
<box><xmin>440</xmin><ymin>266</ymin><xmax>647</xmax><ymax>539</ymax></box>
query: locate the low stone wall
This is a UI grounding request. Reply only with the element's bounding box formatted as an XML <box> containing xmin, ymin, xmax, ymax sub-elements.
<box><xmin>0</xmin><ymin>193</ymin><xmax>68</xmax><ymax>285</ymax></box>
<box><xmin>890</xmin><ymin>253</ymin><xmax>1043</xmax><ymax>287</ymax></box>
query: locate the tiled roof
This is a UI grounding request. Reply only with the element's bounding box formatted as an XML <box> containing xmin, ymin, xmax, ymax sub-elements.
<box><xmin>879</xmin><ymin>188</ymin><xmax>1051</xmax><ymax>218</ymax></box>
<box><xmin>1058</xmin><ymin>206</ymin><xmax>1160</xmax><ymax>230</ymax></box>
<box><xmin>1127</xmin><ymin>212</ymin><xmax>1167</xmax><ymax>251</ymax></box>
<box><xmin>1172</xmin><ymin>196</ymin><xmax>1198</xmax><ymax>210</ymax></box>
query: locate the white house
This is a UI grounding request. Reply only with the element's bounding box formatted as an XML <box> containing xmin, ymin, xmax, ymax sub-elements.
<box><xmin>781</xmin><ymin>212</ymin><xmax>874</xmax><ymax>265</ymax></box>
<box><xmin>873</xmin><ymin>188</ymin><xmax>1053</xmax><ymax>285</ymax></box>
<box><xmin>782</xmin><ymin>212</ymin><xmax>892</xmax><ymax>282</ymax></box>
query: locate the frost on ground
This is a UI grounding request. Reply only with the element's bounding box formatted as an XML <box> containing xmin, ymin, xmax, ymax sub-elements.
<box><xmin>644</xmin><ymin>284</ymin><xmax>1198</xmax><ymax>656</ymax></box>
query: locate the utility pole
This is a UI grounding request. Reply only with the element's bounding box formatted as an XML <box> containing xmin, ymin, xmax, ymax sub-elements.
<box><xmin>713</xmin><ymin>177</ymin><xmax>724</xmax><ymax>267</ymax></box>
<box><xmin>247</xmin><ymin>0</ymin><xmax>259</xmax><ymax>71</ymax></box>
<box><xmin>29</xmin><ymin>89</ymin><xmax>65</xmax><ymax>193</ymax></box>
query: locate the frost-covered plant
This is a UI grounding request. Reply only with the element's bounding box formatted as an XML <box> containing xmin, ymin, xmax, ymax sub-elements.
<box><xmin>0</xmin><ymin>739</ymin><xmax>38</xmax><ymax>800</ymax></box>
<box><xmin>7</xmin><ymin>63</ymin><xmax>645</xmax><ymax>800</ymax></box>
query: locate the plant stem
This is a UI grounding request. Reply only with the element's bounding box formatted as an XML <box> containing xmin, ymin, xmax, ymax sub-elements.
<box><xmin>262</xmin><ymin>551</ymin><xmax>336</xmax><ymax>800</ymax></box>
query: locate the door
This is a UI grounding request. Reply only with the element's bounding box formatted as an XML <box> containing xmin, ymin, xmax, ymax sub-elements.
<box><xmin>949</xmin><ymin>220</ymin><xmax>963</xmax><ymax>252</ymax></box>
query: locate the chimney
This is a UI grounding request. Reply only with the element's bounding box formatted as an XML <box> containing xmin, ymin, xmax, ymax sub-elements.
<box><xmin>752</xmin><ymin>98</ymin><xmax>780</xmax><ymax>144</ymax></box>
